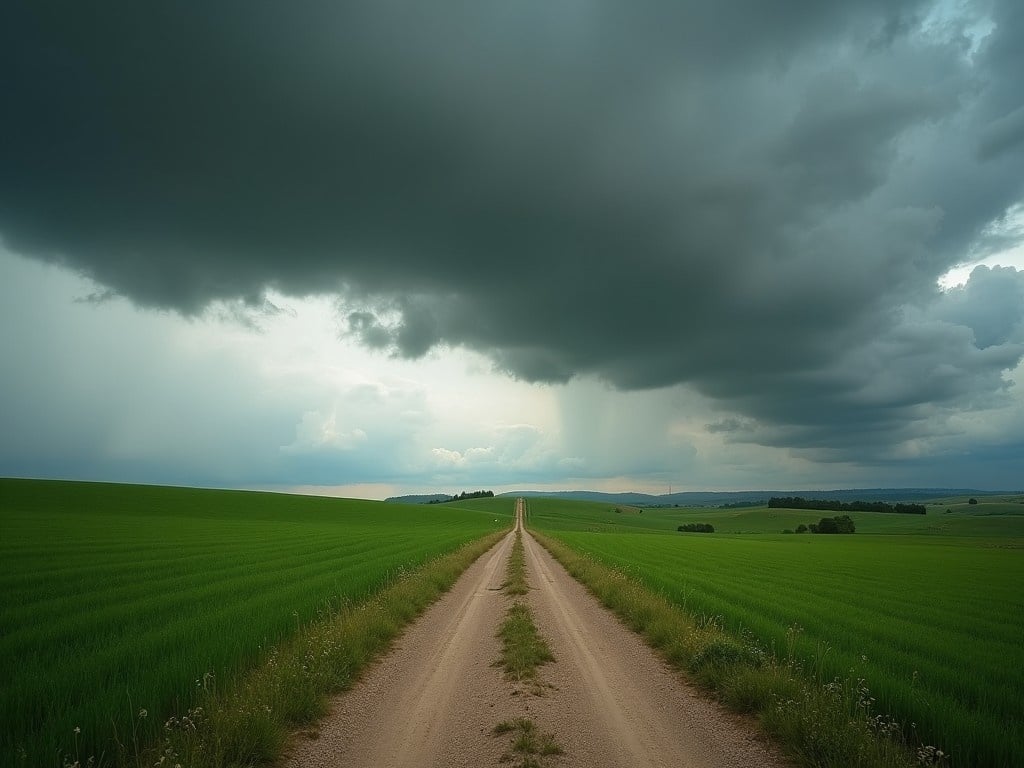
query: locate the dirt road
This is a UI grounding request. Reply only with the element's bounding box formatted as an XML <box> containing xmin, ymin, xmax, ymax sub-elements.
<box><xmin>284</xmin><ymin>499</ymin><xmax>789</xmax><ymax>768</ymax></box>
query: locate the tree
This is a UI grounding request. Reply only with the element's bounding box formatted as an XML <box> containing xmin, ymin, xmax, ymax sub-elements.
<box><xmin>833</xmin><ymin>514</ymin><xmax>855</xmax><ymax>533</ymax></box>
<box><xmin>811</xmin><ymin>515</ymin><xmax>855</xmax><ymax>534</ymax></box>
<box><xmin>795</xmin><ymin>523</ymin><xmax>808</xmax><ymax>533</ymax></box>
<box><xmin>968</xmin><ymin>498</ymin><xmax>978</xmax><ymax>505</ymax></box>
<box><xmin>817</xmin><ymin>517</ymin><xmax>839</xmax><ymax>534</ymax></box>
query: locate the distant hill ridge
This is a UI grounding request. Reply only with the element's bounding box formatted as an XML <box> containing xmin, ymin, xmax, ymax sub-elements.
<box><xmin>493</xmin><ymin>488</ymin><xmax>1013</xmax><ymax>506</ymax></box>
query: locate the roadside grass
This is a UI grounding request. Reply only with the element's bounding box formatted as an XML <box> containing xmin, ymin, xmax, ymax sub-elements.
<box><xmin>0</xmin><ymin>479</ymin><xmax>511</xmax><ymax>768</ymax></box>
<box><xmin>492</xmin><ymin>718</ymin><xmax>562</xmax><ymax>767</ymax></box>
<box><xmin>495</xmin><ymin>527</ymin><xmax>553</xmax><ymax>686</ymax></box>
<box><xmin>157</xmin><ymin>530</ymin><xmax>506</xmax><ymax>768</ymax></box>
<box><xmin>531</xmin><ymin>531</ymin><xmax>922</xmax><ymax>768</ymax></box>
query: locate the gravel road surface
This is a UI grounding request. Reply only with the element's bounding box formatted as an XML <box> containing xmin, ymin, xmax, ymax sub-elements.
<box><xmin>283</xmin><ymin>500</ymin><xmax>790</xmax><ymax>767</ymax></box>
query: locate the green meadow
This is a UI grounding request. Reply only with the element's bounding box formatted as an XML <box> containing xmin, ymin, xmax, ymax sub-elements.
<box><xmin>528</xmin><ymin>498</ymin><xmax>1024</xmax><ymax>768</ymax></box>
<box><xmin>0</xmin><ymin>479</ymin><xmax>510</xmax><ymax>767</ymax></box>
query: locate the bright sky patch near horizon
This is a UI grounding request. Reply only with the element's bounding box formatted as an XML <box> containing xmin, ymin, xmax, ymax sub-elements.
<box><xmin>1</xmin><ymin>1</ymin><xmax>1023</xmax><ymax>498</ymax></box>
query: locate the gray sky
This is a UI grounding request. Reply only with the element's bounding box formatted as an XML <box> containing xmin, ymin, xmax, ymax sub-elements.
<box><xmin>2</xmin><ymin>1</ymin><xmax>1023</xmax><ymax>496</ymax></box>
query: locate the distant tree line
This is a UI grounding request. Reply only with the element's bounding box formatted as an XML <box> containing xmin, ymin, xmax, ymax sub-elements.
<box><xmin>677</xmin><ymin>523</ymin><xmax>715</xmax><ymax>533</ymax></box>
<box><xmin>768</xmin><ymin>497</ymin><xmax>926</xmax><ymax>515</ymax></box>
<box><xmin>428</xmin><ymin>490</ymin><xmax>495</xmax><ymax>504</ymax></box>
<box><xmin>718</xmin><ymin>500</ymin><xmax>765</xmax><ymax>509</ymax></box>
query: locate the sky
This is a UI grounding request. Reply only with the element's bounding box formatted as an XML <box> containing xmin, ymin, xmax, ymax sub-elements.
<box><xmin>2</xmin><ymin>1</ymin><xmax>1024</xmax><ymax>499</ymax></box>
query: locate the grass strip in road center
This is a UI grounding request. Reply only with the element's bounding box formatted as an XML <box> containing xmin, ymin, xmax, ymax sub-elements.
<box><xmin>502</xmin><ymin>526</ymin><xmax>530</xmax><ymax>596</ymax></box>
<box><xmin>496</xmin><ymin>529</ymin><xmax>553</xmax><ymax>685</ymax></box>
<box><xmin>497</xmin><ymin>603</ymin><xmax>554</xmax><ymax>683</ymax></box>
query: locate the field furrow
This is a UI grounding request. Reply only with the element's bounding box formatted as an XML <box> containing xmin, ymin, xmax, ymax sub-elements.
<box><xmin>530</xmin><ymin>498</ymin><xmax>1024</xmax><ymax>768</ymax></box>
<box><xmin>0</xmin><ymin>479</ymin><xmax>511</xmax><ymax>768</ymax></box>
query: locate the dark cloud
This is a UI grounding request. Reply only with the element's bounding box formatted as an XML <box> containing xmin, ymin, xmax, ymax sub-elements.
<box><xmin>977</xmin><ymin>105</ymin><xmax>1024</xmax><ymax>161</ymax></box>
<box><xmin>706</xmin><ymin>418</ymin><xmax>748</xmax><ymax>435</ymax></box>
<box><xmin>3</xmin><ymin>1</ymin><xmax>1024</xmax><ymax>463</ymax></box>
<box><xmin>708</xmin><ymin>266</ymin><xmax>1024</xmax><ymax>459</ymax></box>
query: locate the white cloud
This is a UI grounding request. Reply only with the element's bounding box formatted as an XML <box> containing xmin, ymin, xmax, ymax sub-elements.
<box><xmin>281</xmin><ymin>410</ymin><xmax>367</xmax><ymax>455</ymax></box>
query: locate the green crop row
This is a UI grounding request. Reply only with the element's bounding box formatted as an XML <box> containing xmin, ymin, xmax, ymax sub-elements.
<box><xmin>0</xmin><ymin>479</ymin><xmax>511</xmax><ymax>767</ymax></box>
<box><xmin>528</xmin><ymin>498</ymin><xmax>1024</xmax><ymax>768</ymax></box>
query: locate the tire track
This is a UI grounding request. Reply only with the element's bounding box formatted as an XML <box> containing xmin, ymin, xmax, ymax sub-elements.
<box><xmin>519</xmin><ymin>518</ymin><xmax>790</xmax><ymax>768</ymax></box>
<box><xmin>283</xmin><ymin>529</ymin><xmax>517</xmax><ymax>768</ymax></box>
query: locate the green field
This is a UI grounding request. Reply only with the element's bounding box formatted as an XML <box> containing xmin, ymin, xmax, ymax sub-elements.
<box><xmin>528</xmin><ymin>499</ymin><xmax>1024</xmax><ymax>768</ymax></box>
<box><xmin>0</xmin><ymin>479</ymin><xmax>511</xmax><ymax>767</ymax></box>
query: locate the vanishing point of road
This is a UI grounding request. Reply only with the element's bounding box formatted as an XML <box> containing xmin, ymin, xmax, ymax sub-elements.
<box><xmin>284</xmin><ymin>499</ymin><xmax>790</xmax><ymax>768</ymax></box>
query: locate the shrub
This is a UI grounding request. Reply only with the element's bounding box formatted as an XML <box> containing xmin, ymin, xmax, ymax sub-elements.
<box><xmin>795</xmin><ymin>524</ymin><xmax>808</xmax><ymax>533</ymax></box>
<box><xmin>677</xmin><ymin>523</ymin><xmax>715</xmax><ymax>533</ymax></box>
<box><xmin>812</xmin><ymin>515</ymin><xmax>855</xmax><ymax>534</ymax></box>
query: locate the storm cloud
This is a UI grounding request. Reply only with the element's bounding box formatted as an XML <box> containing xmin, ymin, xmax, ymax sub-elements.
<box><xmin>3</xmin><ymin>1</ymin><xmax>1024</xmax><ymax>466</ymax></box>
